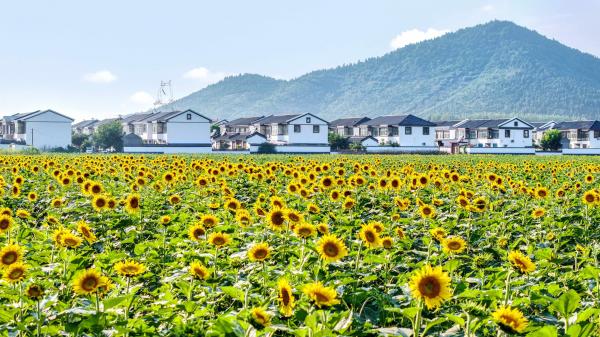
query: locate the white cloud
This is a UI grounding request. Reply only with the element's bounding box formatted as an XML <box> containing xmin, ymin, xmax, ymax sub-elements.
<box><xmin>83</xmin><ymin>70</ymin><xmax>117</xmax><ymax>83</ymax></box>
<box><xmin>183</xmin><ymin>67</ymin><xmax>228</xmax><ymax>86</ymax></box>
<box><xmin>129</xmin><ymin>91</ymin><xmax>154</xmax><ymax>107</ymax></box>
<box><xmin>482</xmin><ymin>4</ymin><xmax>495</xmax><ymax>12</ymax></box>
<box><xmin>390</xmin><ymin>28</ymin><xmax>450</xmax><ymax>50</ymax></box>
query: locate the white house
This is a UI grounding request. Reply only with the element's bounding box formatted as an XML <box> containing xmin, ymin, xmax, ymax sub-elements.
<box><xmin>355</xmin><ymin>114</ymin><xmax>438</xmax><ymax>152</ymax></box>
<box><xmin>448</xmin><ymin>118</ymin><xmax>535</xmax><ymax>154</ymax></box>
<box><xmin>213</xmin><ymin>116</ymin><xmax>264</xmax><ymax>150</ymax></box>
<box><xmin>72</xmin><ymin>119</ymin><xmax>99</xmax><ymax>135</ymax></box>
<box><xmin>329</xmin><ymin>117</ymin><xmax>371</xmax><ymax>137</ymax></box>
<box><xmin>1</xmin><ymin>110</ymin><xmax>73</xmax><ymax>150</ymax></box>
<box><xmin>553</xmin><ymin>121</ymin><xmax>600</xmax><ymax>154</ymax></box>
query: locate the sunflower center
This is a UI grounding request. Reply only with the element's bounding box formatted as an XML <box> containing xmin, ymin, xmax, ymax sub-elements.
<box><xmin>271</xmin><ymin>213</ymin><xmax>285</xmax><ymax>226</ymax></box>
<box><xmin>323</xmin><ymin>242</ymin><xmax>339</xmax><ymax>257</ymax></box>
<box><xmin>448</xmin><ymin>241</ymin><xmax>461</xmax><ymax>250</ymax></box>
<box><xmin>2</xmin><ymin>252</ymin><xmax>17</xmax><ymax>264</ymax></box>
<box><xmin>418</xmin><ymin>276</ymin><xmax>441</xmax><ymax>298</ymax></box>
<box><xmin>82</xmin><ymin>276</ymin><xmax>99</xmax><ymax>291</ymax></box>
<box><xmin>0</xmin><ymin>219</ymin><xmax>10</xmax><ymax>229</ymax></box>
<box><xmin>254</xmin><ymin>249</ymin><xmax>268</xmax><ymax>259</ymax></box>
<box><xmin>123</xmin><ymin>266</ymin><xmax>138</xmax><ymax>273</ymax></box>
<box><xmin>280</xmin><ymin>289</ymin><xmax>290</xmax><ymax>305</ymax></box>
<box><xmin>213</xmin><ymin>237</ymin><xmax>225</xmax><ymax>245</ymax></box>
<box><xmin>423</xmin><ymin>208</ymin><xmax>432</xmax><ymax>215</ymax></box>
<box><xmin>9</xmin><ymin>269</ymin><xmax>24</xmax><ymax>279</ymax></box>
<box><xmin>314</xmin><ymin>291</ymin><xmax>330</xmax><ymax>303</ymax></box>
<box><xmin>130</xmin><ymin>198</ymin><xmax>139</xmax><ymax>208</ymax></box>
<box><xmin>365</xmin><ymin>231</ymin><xmax>376</xmax><ymax>242</ymax></box>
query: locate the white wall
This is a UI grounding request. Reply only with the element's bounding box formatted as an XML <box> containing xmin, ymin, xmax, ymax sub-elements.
<box><xmin>21</xmin><ymin>111</ymin><xmax>72</xmax><ymax>149</ymax></box>
<box><xmin>249</xmin><ymin>144</ymin><xmax>330</xmax><ymax>153</ymax></box>
<box><xmin>563</xmin><ymin>148</ymin><xmax>600</xmax><ymax>155</ymax></box>
<box><xmin>124</xmin><ymin>146</ymin><xmax>212</xmax><ymax>154</ymax></box>
<box><xmin>466</xmin><ymin>147</ymin><xmax>535</xmax><ymax>154</ymax></box>
<box><xmin>375</xmin><ymin>126</ymin><xmax>435</xmax><ymax>147</ymax></box>
<box><xmin>165</xmin><ymin>112</ymin><xmax>211</xmax><ymax>144</ymax></box>
<box><xmin>366</xmin><ymin>146</ymin><xmax>438</xmax><ymax>153</ymax></box>
<box><xmin>287</xmin><ymin>115</ymin><xmax>328</xmax><ymax>144</ymax></box>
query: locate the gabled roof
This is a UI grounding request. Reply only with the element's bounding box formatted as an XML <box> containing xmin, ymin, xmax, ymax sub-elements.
<box><xmin>554</xmin><ymin>120</ymin><xmax>600</xmax><ymax>131</ymax></box>
<box><xmin>73</xmin><ymin>119</ymin><xmax>99</xmax><ymax>128</ymax></box>
<box><xmin>360</xmin><ymin>114</ymin><xmax>436</xmax><ymax>127</ymax></box>
<box><xmin>226</xmin><ymin>116</ymin><xmax>264</xmax><ymax>126</ymax></box>
<box><xmin>435</xmin><ymin>120</ymin><xmax>462</xmax><ymax>127</ymax></box>
<box><xmin>347</xmin><ymin>136</ymin><xmax>378</xmax><ymax>144</ymax></box>
<box><xmin>121</xmin><ymin>113</ymin><xmax>153</xmax><ymax>123</ymax></box>
<box><xmin>138</xmin><ymin>110</ymin><xmax>212</xmax><ymax>123</ymax></box>
<box><xmin>287</xmin><ymin>113</ymin><xmax>329</xmax><ymax>124</ymax></box>
<box><xmin>6</xmin><ymin>109</ymin><xmax>74</xmax><ymax>122</ymax></box>
<box><xmin>329</xmin><ymin>117</ymin><xmax>371</xmax><ymax>127</ymax></box>
<box><xmin>254</xmin><ymin>114</ymin><xmax>300</xmax><ymax>124</ymax></box>
<box><xmin>454</xmin><ymin>119</ymin><xmax>510</xmax><ymax>129</ymax></box>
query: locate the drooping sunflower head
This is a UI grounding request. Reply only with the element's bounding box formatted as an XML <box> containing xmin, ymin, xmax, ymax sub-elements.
<box><xmin>442</xmin><ymin>236</ymin><xmax>467</xmax><ymax>254</ymax></box>
<box><xmin>408</xmin><ymin>265</ymin><xmax>452</xmax><ymax>309</ymax></box>
<box><xmin>3</xmin><ymin>262</ymin><xmax>27</xmax><ymax>283</ymax></box>
<box><xmin>208</xmin><ymin>232</ymin><xmax>231</xmax><ymax>248</ymax></box>
<box><xmin>302</xmin><ymin>282</ymin><xmax>339</xmax><ymax>308</ymax></box>
<box><xmin>235</xmin><ymin>210</ymin><xmax>252</xmax><ymax>227</ymax></box>
<box><xmin>115</xmin><ymin>260</ymin><xmax>145</xmax><ymax>278</ymax></box>
<box><xmin>0</xmin><ymin>244</ymin><xmax>24</xmax><ymax>267</ymax></box>
<box><xmin>359</xmin><ymin>224</ymin><xmax>381</xmax><ymax>248</ymax></box>
<box><xmin>16</xmin><ymin>209</ymin><xmax>30</xmax><ymax>219</ymax></box>
<box><xmin>492</xmin><ymin>306</ymin><xmax>528</xmax><ymax>334</ymax></box>
<box><xmin>294</xmin><ymin>222</ymin><xmax>317</xmax><ymax>239</ymax></box>
<box><xmin>77</xmin><ymin>221</ymin><xmax>97</xmax><ymax>243</ymax></box>
<box><xmin>200</xmin><ymin>214</ymin><xmax>218</xmax><ymax>228</ymax></box>
<box><xmin>248</xmin><ymin>242</ymin><xmax>271</xmax><ymax>262</ymax></box>
<box><xmin>60</xmin><ymin>233</ymin><xmax>83</xmax><ymax>249</ymax></box>
<box><xmin>316</xmin><ymin>234</ymin><xmax>348</xmax><ymax>262</ymax></box>
<box><xmin>508</xmin><ymin>251</ymin><xmax>536</xmax><ymax>274</ymax></box>
<box><xmin>250</xmin><ymin>307</ymin><xmax>271</xmax><ymax>327</ymax></box>
<box><xmin>189</xmin><ymin>261</ymin><xmax>210</xmax><ymax>280</ymax></box>
<box><xmin>277</xmin><ymin>278</ymin><xmax>295</xmax><ymax>317</ymax></box>
<box><xmin>286</xmin><ymin>209</ymin><xmax>304</xmax><ymax>223</ymax></box>
<box><xmin>26</xmin><ymin>284</ymin><xmax>44</xmax><ymax>300</ymax></box>
<box><xmin>430</xmin><ymin>227</ymin><xmax>447</xmax><ymax>242</ymax></box>
<box><xmin>381</xmin><ymin>236</ymin><xmax>394</xmax><ymax>249</ymax></box>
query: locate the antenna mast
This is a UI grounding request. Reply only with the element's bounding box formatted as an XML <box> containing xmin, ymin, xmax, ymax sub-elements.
<box><xmin>153</xmin><ymin>80</ymin><xmax>174</xmax><ymax>111</ymax></box>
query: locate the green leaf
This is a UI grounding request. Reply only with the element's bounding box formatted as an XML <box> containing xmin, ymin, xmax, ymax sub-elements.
<box><xmin>576</xmin><ymin>308</ymin><xmax>600</xmax><ymax>323</ymax></box>
<box><xmin>550</xmin><ymin>289</ymin><xmax>581</xmax><ymax>319</ymax></box>
<box><xmin>103</xmin><ymin>294</ymin><xmax>132</xmax><ymax>310</ymax></box>
<box><xmin>221</xmin><ymin>286</ymin><xmax>245</xmax><ymax>302</ymax></box>
<box><xmin>527</xmin><ymin>326</ymin><xmax>557</xmax><ymax>337</ymax></box>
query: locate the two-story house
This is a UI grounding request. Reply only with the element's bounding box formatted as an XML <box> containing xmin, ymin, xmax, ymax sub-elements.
<box><xmin>354</xmin><ymin>115</ymin><xmax>437</xmax><ymax>152</ymax></box>
<box><xmin>554</xmin><ymin>121</ymin><xmax>600</xmax><ymax>150</ymax></box>
<box><xmin>1</xmin><ymin>110</ymin><xmax>73</xmax><ymax>150</ymax></box>
<box><xmin>450</xmin><ymin>118</ymin><xmax>535</xmax><ymax>154</ymax></box>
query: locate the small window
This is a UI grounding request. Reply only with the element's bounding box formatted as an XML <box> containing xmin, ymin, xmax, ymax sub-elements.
<box><xmin>505</xmin><ymin>130</ymin><xmax>510</xmax><ymax>137</ymax></box>
<box><xmin>294</xmin><ymin>125</ymin><xmax>301</xmax><ymax>133</ymax></box>
<box><xmin>306</xmin><ymin>117</ymin><xmax>311</xmax><ymax>123</ymax></box>
<box><xmin>523</xmin><ymin>130</ymin><xmax>529</xmax><ymax>138</ymax></box>
<box><xmin>514</xmin><ymin>121</ymin><xmax>518</xmax><ymax>126</ymax></box>
<box><xmin>405</xmin><ymin>127</ymin><xmax>412</xmax><ymax>135</ymax></box>
<box><xmin>186</xmin><ymin>113</ymin><xmax>192</xmax><ymax>120</ymax></box>
<box><xmin>422</xmin><ymin>127</ymin><xmax>429</xmax><ymax>135</ymax></box>
<box><xmin>313</xmin><ymin>125</ymin><xmax>320</xmax><ymax>133</ymax></box>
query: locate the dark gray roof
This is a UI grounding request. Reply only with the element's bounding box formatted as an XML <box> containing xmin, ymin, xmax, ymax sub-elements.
<box><xmin>255</xmin><ymin>114</ymin><xmax>300</xmax><ymax>124</ymax></box>
<box><xmin>455</xmin><ymin>119</ymin><xmax>510</xmax><ymax>128</ymax></box>
<box><xmin>138</xmin><ymin>111</ymin><xmax>178</xmax><ymax>123</ymax></box>
<box><xmin>347</xmin><ymin>136</ymin><xmax>378</xmax><ymax>144</ymax></box>
<box><xmin>329</xmin><ymin>117</ymin><xmax>371</xmax><ymax>127</ymax></box>
<box><xmin>121</xmin><ymin>113</ymin><xmax>152</xmax><ymax>123</ymax></box>
<box><xmin>554</xmin><ymin>121</ymin><xmax>600</xmax><ymax>131</ymax></box>
<box><xmin>73</xmin><ymin>119</ymin><xmax>99</xmax><ymax>128</ymax></box>
<box><xmin>4</xmin><ymin>111</ymin><xmax>39</xmax><ymax>122</ymax></box>
<box><xmin>226</xmin><ymin>116</ymin><xmax>264</xmax><ymax>126</ymax></box>
<box><xmin>360</xmin><ymin>114</ymin><xmax>436</xmax><ymax>127</ymax></box>
<box><xmin>214</xmin><ymin>132</ymin><xmax>266</xmax><ymax>141</ymax></box>
<box><xmin>435</xmin><ymin>120</ymin><xmax>462</xmax><ymax>127</ymax></box>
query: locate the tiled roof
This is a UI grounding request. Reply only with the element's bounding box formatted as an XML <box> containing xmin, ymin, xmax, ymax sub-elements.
<box><xmin>329</xmin><ymin>117</ymin><xmax>371</xmax><ymax>127</ymax></box>
<box><xmin>554</xmin><ymin>121</ymin><xmax>600</xmax><ymax>131</ymax></box>
<box><xmin>255</xmin><ymin>114</ymin><xmax>300</xmax><ymax>124</ymax></box>
<box><xmin>435</xmin><ymin>120</ymin><xmax>462</xmax><ymax>127</ymax></box>
<box><xmin>454</xmin><ymin>119</ymin><xmax>510</xmax><ymax>128</ymax></box>
<box><xmin>360</xmin><ymin>114</ymin><xmax>436</xmax><ymax>127</ymax></box>
<box><xmin>226</xmin><ymin>116</ymin><xmax>264</xmax><ymax>126</ymax></box>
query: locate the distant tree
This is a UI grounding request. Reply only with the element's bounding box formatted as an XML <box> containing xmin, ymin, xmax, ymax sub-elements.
<box><xmin>328</xmin><ymin>133</ymin><xmax>349</xmax><ymax>150</ymax></box>
<box><xmin>93</xmin><ymin>121</ymin><xmax>124</xmax><ymax>152</ymax></box>
<box><xmin>540</xmin><ymin>129</ymin><xmax>562</xmax><ymax>151</ymax></box>
<box><xmin>211</xmin><ymin>124</ymin><xmax>221</xmax><ymax>137</ymax></box>
<box><xmin>71</xmin><ymin>132</ymin><xmax>90</xmax><ymax>151</ymax></box>
<box><xmin>349</xmin><ymin>142</ymin><xmax>365</xmax><ymax>152</ymax></box>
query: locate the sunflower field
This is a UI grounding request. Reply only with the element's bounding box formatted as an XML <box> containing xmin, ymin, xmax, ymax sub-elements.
<box><xmin>0</xmin><ymin>154</ymin><xmax>599</xmax><ymax>337</ymax></box>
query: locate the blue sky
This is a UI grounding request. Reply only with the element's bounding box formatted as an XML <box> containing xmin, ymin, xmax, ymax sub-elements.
<box><xmin>1</xmin><ymin>0</ymin><xmax>599</xmax><ymax>121</ymax></box>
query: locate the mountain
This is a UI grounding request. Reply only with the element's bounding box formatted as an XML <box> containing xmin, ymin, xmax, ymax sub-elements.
<box><xmin>161</xmin><ymin>21</ymin><xmax>600</xmax><ymax>122</ymax></box>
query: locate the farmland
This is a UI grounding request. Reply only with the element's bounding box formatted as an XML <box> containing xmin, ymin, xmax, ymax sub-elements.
<box><xmin>0</xmin><ymin>154</ymin><xmax>599</xmax><ymax>336</ymax></box>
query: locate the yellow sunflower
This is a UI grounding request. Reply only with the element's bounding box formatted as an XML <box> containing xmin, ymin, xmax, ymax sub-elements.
<box><xmin>359</xmin><ymin>224</ymin><xmax>381</xmax><ymax>248</ymax></box>
<box><xmin>251</xmin><ymin>307</ymin><xmax>271</xmax><ymax>327</ymax></box>
<box><xmin>208</xmin><ymin>232</ymin><xmax>231</xmax><ymax>248</ymax></box>
<box><xmin>381</xmin><ymin>236</ymin><xmax>394</xmax><ymax>249</ymax></box>
<box><xmin>303</xmin><ymin>282</ymin><xmax>339</xmax><ymax>308</ymax></box>
<box><xmin>73</xmin><ymin>269</ymin><xmax>106</xmax><ymax>295</ymax></box>
<box><xmin>77</xmin><ymin>221</ymin><xmax>97</xmax><ymax>243</ymax></box>
<box><xmin>508</xmin><ymin>251</ymin><xmax>536</xmax><ymax>274</ymax></box>
<box><xmin>92</xmin><ymin>195</ymin><xmax>108</xmax><ymax>211</ymax></box>
<box><xmin>316</xmin><ymin>234</ymin><xmax>348</xmax><ymax>262</ymax></box>
<box><xmin>3</xmin><ymin>262</ymin><xmax>27</xmax><ymax>283</ymax></box>
<box><xmin>61</xmin><ymin>233</ymin><xmax>83</xmax><ymax>249</ymax></box>
<box><xmin>26</xmin><ymin>284</ymin><xmax>44</xmax><ymax>300</ymax></box>
<box><xmin>531</xmin><ymin>208</ymin><xmax>545</xmax><ymax>218</ymax></box>
<box><xmin>188</xmin><ymin>224</ymin><xmax>206</xmax><ymax>241</ymax></box>
<box><xmin>277</xmin><ymin>278</ymin><xmax>295</xmax><ymax>317</ymax></box>
<box><xmin>442</xmin><ymin>236</ymin><xmax>467</xmax><ymax>254</ymax></box>
<box><xmin>114</xmin><ymin>260</ymin><xmax>146</xmax><ymax>277</ymax></box>
<box><xmin>267</xmin><ymin>209</ymin><xmax>286</xmax><ymax>230</ymax></box>
<box><xmin>0</xmin><ymin>244</ymin><xmax>24</xmax><ymax>268</ymax></box>
<box><xmin>200</xmin><ymin>214</ymin><xmax>218</xmax><ymax>228</ymax></box>
<box><xmin>0</xmin><ymin>215</ymin><xmax>14</xmax><ymax>234</ymax></box>
<box><xmin>419</xmin><ymin>204</ymin><xmax>436</xmax><ymax>218</ymax></box>
<box><xmin>189</xmin><ymin>261</ymin><xmax>210</xmax><ymax>280</ymax></box>
<box><xmin>248</xmin><ymin>243</ymin><xmax>271</xmax><ymax>262</ymax></box>
<box><xmin>408</xmin><ymin>265</ymin><xmax>452</xmax><ymax>309</ymax></box>
<box><xmin>492</xmin><ymin>306</ymin><xmax>528</xmax><ymax>333</ymax></box>
<box><xmin>294</xmin><ymin>222</ymin><xmax>317</xmax><ymax>238</ymax></box>
<box><xmin>124</xmin><ymin>194</ymin><xmax>141</xmax><ymax>213</ymax></box>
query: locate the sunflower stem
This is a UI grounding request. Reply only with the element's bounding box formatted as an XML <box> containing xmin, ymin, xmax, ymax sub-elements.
<box><xmin>503</xmin><ymin>270</ymin><xmax>513</xmax><ymax>306</ymax></box>
<box><xmin>413</xmin><ymin>299</ymin><xmax>423</xmax><ymax>337</ymax></box>
<box><xmin>36</xmin><ymin>299</ymin><xmax>42</xmax><ymax>337</ymax></box>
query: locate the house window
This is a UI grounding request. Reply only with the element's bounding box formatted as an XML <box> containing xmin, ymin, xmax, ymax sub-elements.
<box><xmin>313</xmin><ymin>125</ymin><xmax>320</xmax><ymax>133</ymax></box>
<box><xmin>186</xmin><ymin>113</ymin><xmax>192</xmax><ymax>120</ymax></box>
<box><xmin>505</xmin><ymin>130</ymin><xmax>511</xmax><ymax>137</ymax></box>
<box><xmin>294</xmin><ymin>125</ymin><xmax>301</xmax><ymax>133</ymax></box>
<box><xmin>405</xmin><ymin>127</ymin><xmax>412</xmax><ymax>135</ymax></box>
<box><xmin>595</xmin><ymin>130</ymin><xmax>600</xmax><ymax>138</ymax></box>
<box><xmin>423</xmin><ymin>127</ymin><xmax>430</xmax><ymax>135</ymax></box>
<box><xmin>467</xmin><ymin>130</ymin><xmax>476</xmax><ymax>139</ymax></box>
<box><xmin>523</xmin><ymin>130</ymin><xmax>529</xmax><ymax>138</ymax></box>
<box><xmin>514</xmin><ymin>121</ymin><xmax>518</xmax><ymax>127</ymax></box>
<box><xmin>306</xmin><ymin>117</ymin><xmax>311</xmax><ymax>123</ymax></box>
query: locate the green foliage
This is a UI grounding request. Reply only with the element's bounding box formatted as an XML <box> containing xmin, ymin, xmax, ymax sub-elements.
<box><xmin>540</xmin><ymin>130</ymin><xmax>563</xmax><ymax>151</ymax></box>
<box><xmin>72</xmin><ymin>133</ymin><xmax>90</xmax><ymax>151</ymax></box>
<box><xmin>328</xmin><ymin>133</ymin><xmax>350</xmax><ymax>150</ymax></box>
<box><xmin>93</xmin><ymin>121</ymin><xmax>124</xmax><ymax>152</ymax></box>
<box><xmin>256</xmin><ymin>142</ymin><xmax>276</xmax><ymax>153</ymax></box>
<box><xmin>161</xmin><ymin>21</ymin><xmax>600</xmax><ymax>122</ymax></box>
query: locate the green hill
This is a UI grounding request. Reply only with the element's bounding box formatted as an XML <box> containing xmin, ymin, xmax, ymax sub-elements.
<box><xmin>162</xmin><ymin>21</ymin><xmax>600</xmax><ymax>122</ymax></box>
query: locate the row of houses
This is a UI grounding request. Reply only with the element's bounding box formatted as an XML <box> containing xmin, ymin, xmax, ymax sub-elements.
<box><xmin>3</xmin><ymin>108</ymin><xmax>600</xmax><ymax>154</ymax></box>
